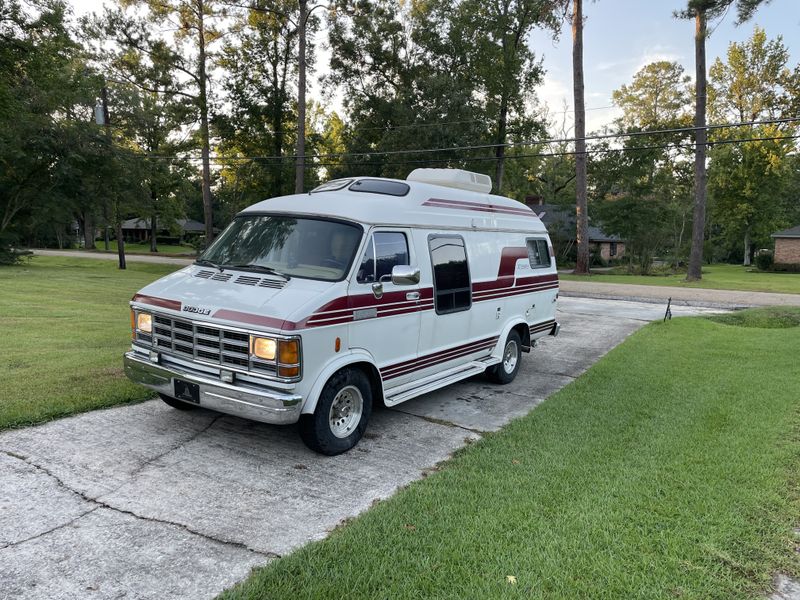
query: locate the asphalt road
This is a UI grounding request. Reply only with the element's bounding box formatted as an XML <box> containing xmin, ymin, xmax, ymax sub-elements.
<box><xmin>0</xmin><ymin>298</ymin><xmax>724</xmax><ymax>600</ymax></box>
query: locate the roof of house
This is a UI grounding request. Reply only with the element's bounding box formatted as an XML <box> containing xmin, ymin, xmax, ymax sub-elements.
<box><xmin>121</xmin><ymin>218</ymin><xmax>206</xmax><ymax>232</ymax></box>
<box><xmin>771</xmin><ymin>225</ymin><xmax>800</xmax><ymax>239</ymax></box>
<box><xmin>532</xmin><ymin>203</ymin><xmax>622</xmax><ymax>242</ymax></box>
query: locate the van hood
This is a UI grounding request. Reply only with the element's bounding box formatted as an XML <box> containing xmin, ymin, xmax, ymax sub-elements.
<box><xmin>133</xmin><ymin>265</ymin><xmax>333</xmax><ymax>331</ymax></box>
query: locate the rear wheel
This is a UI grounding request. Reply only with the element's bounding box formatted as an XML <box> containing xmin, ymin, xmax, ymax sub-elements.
<box><xmin>487</xmin><ymin>329</ymin><xmax>522</xmax><ymax>384</ymax></box>
<box><xmin>299</xmin><ymin>368</ymin><xmax>372</xmax><ymax>455</ymax></box>
<box><xmin>158</xmin><ymin>393</ymin><xmax>197</xmax><ymax>411</ymax></box>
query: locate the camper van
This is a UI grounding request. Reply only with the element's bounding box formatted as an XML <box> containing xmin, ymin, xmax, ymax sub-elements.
<box><xmin>123</xmin><ymin>169</ymin><xmax>560</xmax><ymax>455</ymax></box>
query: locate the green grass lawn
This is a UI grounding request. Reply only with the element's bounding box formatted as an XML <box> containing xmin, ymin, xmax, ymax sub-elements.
<box><xmin>221</xmin><ymin>308</ymin><xmax>800</xmax><ymax>600</ymax></box>
<box><xmin>80</xmin><ymin>241</ymin><xmax>195</xmax><ymax>255</ymax></box>
<box><xmin>561</xmin><ymin>263</ymin><xmax>800</xmax><ymax>295</ymax></box>
<box><xmin>0</xmin><ymin>256</ymin><xmax>181</xmax><ymax>429</ymax></box>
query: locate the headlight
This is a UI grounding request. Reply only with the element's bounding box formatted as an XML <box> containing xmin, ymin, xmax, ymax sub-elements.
<box><xmin>249</xmin><ymin>335</ymin><xmax>301</xmax><ymax>379</ymax></box>
<box><xmin>137</xmin><ymin>312</ymin><xmax>152</xmax><ymax>333</ymax></box>
<box><xmin>251</xmin><ymin>336</ymin><xmax>277</xmax><ymax>361</ymax></box>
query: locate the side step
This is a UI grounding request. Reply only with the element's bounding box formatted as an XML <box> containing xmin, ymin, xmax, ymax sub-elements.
<box><xmin>384</xmin><ymin>357</ymin><xmax>499</xmax><ymax>407</ymax></box>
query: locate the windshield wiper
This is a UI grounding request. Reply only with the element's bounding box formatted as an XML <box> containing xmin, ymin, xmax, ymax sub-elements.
<box><xmin>224</xmin><ymin>263</ymin><xmax>291</xmax><ymax>280</ymax></box>
<box><xmin>195</xmin><ymin>258</ymin><xmax>224</xmax><ymax>271</ymax></box>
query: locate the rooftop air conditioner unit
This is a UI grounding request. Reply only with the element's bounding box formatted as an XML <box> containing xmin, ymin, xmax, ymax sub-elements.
<box><xmin>406</xmin><ymin>168</ymin><xmax>492</xmax><ymax>194</ymax></box>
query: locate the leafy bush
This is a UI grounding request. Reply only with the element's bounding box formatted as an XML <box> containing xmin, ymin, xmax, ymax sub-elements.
<box><xmin>0</xmin><ymin>233</ymin><xmax>32</xmax><ymax>266</ymax></box>
<box><xmin>755</xmin><ymin>251</ymin><xmax>774</xmax><ymax>271</ymax></box>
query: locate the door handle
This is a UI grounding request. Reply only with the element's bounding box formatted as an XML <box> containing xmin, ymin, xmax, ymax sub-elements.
<box><xmin>406</xmin><ymin>291</ymin><xmax>420</xmax><ymax>301</ymax></box>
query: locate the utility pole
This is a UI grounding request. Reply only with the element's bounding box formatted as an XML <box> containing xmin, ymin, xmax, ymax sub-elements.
<box><xmin>99</xmin><ymin>86</ymin><xmax>126</xmax><ymax>270</ymax></box>
<box><xmin>295</xmin><ymin>0</ymin><xmax>308</xmax><ymax>194</ymax></box>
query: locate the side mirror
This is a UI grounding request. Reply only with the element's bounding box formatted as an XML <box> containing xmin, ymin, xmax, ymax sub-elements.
<box><xmin>391</xmin><ymin>265</ymin><xmax>420</xmax><ymax>286</ymax></box>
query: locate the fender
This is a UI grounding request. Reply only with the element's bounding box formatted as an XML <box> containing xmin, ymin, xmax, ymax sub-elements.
<box><xmin>491</xmin><ymin>317</ymin><xmax>530</xmax><ymax>359</ymax></box>
<box><xmin>301</xmin><ymin>349</ymin><xmax>383</xmax><ymax>415</ymax></box>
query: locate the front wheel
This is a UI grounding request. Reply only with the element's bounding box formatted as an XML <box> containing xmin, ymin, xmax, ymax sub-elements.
<box><xmin>299</xmin><ymin>367</ymin><xmax>373</xmax><ymax>455</ymax></box>
<box><xmin>487</xmin><ymin>329</ymin><xmax>522</xmax><ymax>384</ymax></box>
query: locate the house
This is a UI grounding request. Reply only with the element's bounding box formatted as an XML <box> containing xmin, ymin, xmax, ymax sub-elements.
<box><xmin>771</xmin><ymin>225</ymin><xmax>800</xmax><ymax>266</ymax></box>
<box><xmin>524</xmin><ymin>198</ymin><xmax>625</xmax><ymax>262</ymax></box>
<box><xmin>120</xmin><ymin>218</ymin><xmax>208</xmax><ymax>243</ymax></box>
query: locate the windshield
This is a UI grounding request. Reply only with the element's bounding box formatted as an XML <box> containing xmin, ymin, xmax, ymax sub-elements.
<box><xmin>199</xmin><ymin>215</ymin><xmax>363</xmax><ymax>282</ymax></box>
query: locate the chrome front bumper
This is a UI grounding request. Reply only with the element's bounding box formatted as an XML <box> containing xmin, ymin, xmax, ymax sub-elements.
<box><xmin>124</xmin><ymin>352</ymin><xmax>303</xmax><ymax>425</ymax></box>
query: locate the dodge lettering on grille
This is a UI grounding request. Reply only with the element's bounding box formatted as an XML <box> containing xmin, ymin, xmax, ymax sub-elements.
<box><xmin>183</xmin><ymin>305</ymin><xmax>211</xmax><ymax>315</ymax></box>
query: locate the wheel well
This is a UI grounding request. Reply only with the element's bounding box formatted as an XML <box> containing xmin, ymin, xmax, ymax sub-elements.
<box><xmin>513</xmin><ymin>322</ymin><xmax>531</xmax><ymax>352</ymax></box>
<box><xmin>347</xmin><ymin>361</ymin><xmax>385</xmax><ymax>406</ymax></box>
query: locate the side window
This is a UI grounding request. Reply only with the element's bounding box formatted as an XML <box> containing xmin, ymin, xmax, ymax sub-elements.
<box><xmin>356</xmin><ymin>232</ymin><xmax>409</xmax><ymax>283</ymax></box>
<box><xmin>527</xmin><ymin>238</ymin><xmax>550</xmax><ymax>268</ymax></box>
<box><xmin>429</xmin><ymin>235</ymin><xmax>471</xmax><ymax>314</ymax></box>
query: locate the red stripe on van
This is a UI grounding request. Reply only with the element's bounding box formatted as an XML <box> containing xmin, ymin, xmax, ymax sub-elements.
<box><xmin>213</xmin><ymin>309</ymin><xmax>298</xmax><ymax>331</ymax></box>
<box><xmin>381</xmin><ymin>336</ymin><xmax>499</xmax><ymax>378</ymax></box>
<box><xmin>132</xmin><ymin>294</ymin><xmax>182</xmax><ymax>311</ymax></box>
<box><xmin>423</xmin><ymin>198</ymin><xmax>538</xmax><ymax>218</ymax></box>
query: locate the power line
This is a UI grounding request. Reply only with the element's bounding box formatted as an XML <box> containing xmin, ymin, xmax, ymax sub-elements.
<box><xmin>166</xmin><ymin>132</ymin><xmax>800</xmax><ymax>169</ymax></box>
<box><xmin>139</xmin><ymin>116</ymin><xmax>800</xmax><ymax>163</ymax></box>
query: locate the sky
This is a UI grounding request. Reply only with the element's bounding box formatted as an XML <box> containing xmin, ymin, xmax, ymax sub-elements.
<box><xmin>529</xmin><ymin>0</ymin><xmax>800</xmax><ymax>132</ymax></box>
<box><xmin>69</xmin><ymin>0</ymin><xmax>800</xmax><ymax>134</ymax></box>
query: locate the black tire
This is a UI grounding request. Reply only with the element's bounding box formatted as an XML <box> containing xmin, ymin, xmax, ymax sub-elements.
<box><xmin>159</xmin><ymin>393</ymin><xmax>198</xmax><ymax>411</ymax></box>
<box><xmin>299</xmin><ymin>367</ymin><xmax>372</xmax><ymax>456</ymax></box>
<box><xmin>487</xmin><ymin>329</ymin><xmax>522</xmax><ymax>384</ymax></box>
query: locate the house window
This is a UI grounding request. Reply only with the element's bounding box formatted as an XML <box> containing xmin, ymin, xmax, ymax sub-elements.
<box><xmin>610</xmin><ymin>242</ymin><xmax>618</xmax><ymax>257</ymax></box>
<box><xmin>356</xmin><ymin>232</ymin><xmax>409</xmax><ymax>283</ymax></box>
<box><xmin>429</xmin><ymin>235</ymin><xmax>471</xmax><ymax>314</ymax></box>
<box><xmin>526</xmin><ymin>238</ymin><xmax>550</xmax><ymax>268</ymax></box>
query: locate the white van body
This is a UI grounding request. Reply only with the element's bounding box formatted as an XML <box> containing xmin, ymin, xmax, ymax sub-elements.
<box><xmin>124</xmin><ymin>170</ymin><xmax>560</xmax><ymax>454</ymax></box>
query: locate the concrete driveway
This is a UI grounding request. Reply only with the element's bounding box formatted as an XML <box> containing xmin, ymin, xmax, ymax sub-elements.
<box><xmin>0</xmin><ymin>298</ymin><xmax>721</xmax><ymax>600</ymax></box>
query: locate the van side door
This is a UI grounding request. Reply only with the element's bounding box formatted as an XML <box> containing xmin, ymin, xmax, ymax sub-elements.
<box><xmin>415</xmin><ymin>233</ymin><xmax>489</xmax><ymax>379</ymax></box>
<box><xmin>348</xmin><ymin>229</ymin><xmax>422</xmax><ymax>387</ymax></box>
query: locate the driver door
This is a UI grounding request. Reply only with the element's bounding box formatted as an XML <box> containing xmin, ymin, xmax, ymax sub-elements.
<box><xmin>348</xmin><ymin>229</ymin><xmax>421</xmax><ymax>387</ymax></box>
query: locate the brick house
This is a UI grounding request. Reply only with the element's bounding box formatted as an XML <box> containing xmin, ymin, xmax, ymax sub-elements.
<box><xmin>771</xmin><ymin>225</ymin><xmax>800</xmax><ymax>265</ymax></box>
<box><xmin>525</xmin><ymin>199</ymin><xmax>625</xmax><ymax>262</ymax></box>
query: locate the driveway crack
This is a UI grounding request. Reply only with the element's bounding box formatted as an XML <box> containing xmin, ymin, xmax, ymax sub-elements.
<box><xmin>388</xmin><ymin>409</ymin><xmax>486</xmax><ymax>435</ymax></box>
<box><xmin>0</xmin><ymin>448</ymin><xmax>278</xmax><ymax>559</ymax></box>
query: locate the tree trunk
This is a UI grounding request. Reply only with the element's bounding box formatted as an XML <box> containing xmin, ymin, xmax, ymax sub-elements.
<box><xmin>82</xmin><ymin>211</ymin><xmax>95</xmax><ymax>250</ymax></box>
<box><xmin>150</xmin><ymin>212</ymin><xmax>158</xmax><ymax>253</ymax></box>
<box><xmin>686</xmin><ymin>9</ymin><xmax>707</xmax><ymax>281</ymax></box>
<box><xmin>494</xmin><ymin>94</ymin><xmax>508</xmax><ymax>194</ymax></box>
<box><xmin>295</xmin><ymin>0</ymin><xmax>307</xmax><ymax>194</ymax></box>
<box><xmin>103</xmin><ymin>201</ymin><xmax>110</xmax><ymax>251</ymax></box>
<box><xmin>116</xmin><ymin>220</ymin><xmax>126</xmax><ymax>270</ymax></box>
<box><xmin>743</xmin><ymin>228</ymin><xmax>751</xmax><ymax>266</ymax></box>
<box><xmin>197</xmin><ymin>0</ymin><xmax>214</xmax><ymax>245</ymax></box>
<box><xmin>572</xmin><ymin>0</ymin><xmax>589</xmax><ymax>275</ymax></box>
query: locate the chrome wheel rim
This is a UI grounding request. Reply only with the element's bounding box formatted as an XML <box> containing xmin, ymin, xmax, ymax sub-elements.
<box><xmin>328</xmin><ymin>385</ymin><xmax>363</xmax><ymax>439</ymax></box>
<box><xmin>503</xmin><ymin>340</ymin><xmax>519</xmax><ymax>374</ymax></box>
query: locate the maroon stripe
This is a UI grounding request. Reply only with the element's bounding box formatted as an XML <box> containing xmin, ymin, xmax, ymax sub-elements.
<box><xmin>213</xmin><ymin>309</ymin><xmax>297</xmax><ymax>331</ymax></box>
<box><xmin>529</xmin><ymin>319</ymin><xmax>556</xmax><ymax>332</ymax></box>
<box><xmin>383</xmin><ymin>341</ymin><xmax>498</xmax><ymax>380</ymax></box>
<box><xmin>132</xmin><ymin>294</ymin><xmax>181</xmax><ymax>311</ymax></box>
<box><xmin>474</xmin><ymin>285</ymin><xmax>559</xmax><ymax>301</ymax></box>
<box><xmin>423</xmin><ymin>198</ymin><xmax>537</xmax><ymax>217</ymax></box>
<box><xmin>382</xmin><ymin>336</ymin><xmax>498</xmax><ymax>375</ymax></box>
<box><xmin>473</xmin><ymin>281</ymin><xmax>559</xmax><ymax>297</ymax></box>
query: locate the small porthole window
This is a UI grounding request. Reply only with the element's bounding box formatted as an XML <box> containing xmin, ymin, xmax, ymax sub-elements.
<box><xmin>527</xmin><ymin>239</ymin><xmax>550</xmax><ymax>269</ymax></box>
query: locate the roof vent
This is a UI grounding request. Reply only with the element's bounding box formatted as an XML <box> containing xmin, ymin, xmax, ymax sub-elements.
<box><xmin>407</xmin><ymin>168</ymin><xmax>492</xmax><ymax>194</ymax></box>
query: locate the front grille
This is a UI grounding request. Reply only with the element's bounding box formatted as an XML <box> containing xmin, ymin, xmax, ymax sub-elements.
<box><xmin>142</xmin><ymin>315</ymin><xmax>276</xmax><ymax>374</ymax></box>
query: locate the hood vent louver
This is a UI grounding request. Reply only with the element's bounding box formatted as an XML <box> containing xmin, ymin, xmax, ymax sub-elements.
<box><xmin>192</xmin><ymin>269</ymin><xmax>286</xmax><ymax>289</ymax></box>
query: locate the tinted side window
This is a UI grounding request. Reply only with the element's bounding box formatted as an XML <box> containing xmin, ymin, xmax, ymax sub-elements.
<box><xmin>357</xmin><ymin>232</ymin><xmax>409</xmax><ymax>283</ymax></box>
<box><xmin>429</xmin><ymin>235</ymin><xmax>471</xmax><ymax>314</ymax></box>
<box><xmin>527</xmin><ymin>239</ymin><xmax>550</xmax><ymax>268</ymax></box>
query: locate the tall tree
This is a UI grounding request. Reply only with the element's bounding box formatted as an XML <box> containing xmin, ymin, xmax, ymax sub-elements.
<box><xmin>119</xmin><ymin>0</ymin><xmax>230</xmax><ymax>244</ymax></box>
<box><xmin>680</xmin><ymin>0</ymin><xmax>772</xmax><ymax>281</ymax></box>
<box><xmin>571</xmin><ymin>0</ymin><xmax>589</xmax><ymax>275</ymax></box>
<box><xmin>707</xmin><ymin>28</ymin><xmax>799</xmax><ymax>264</ymax></box>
